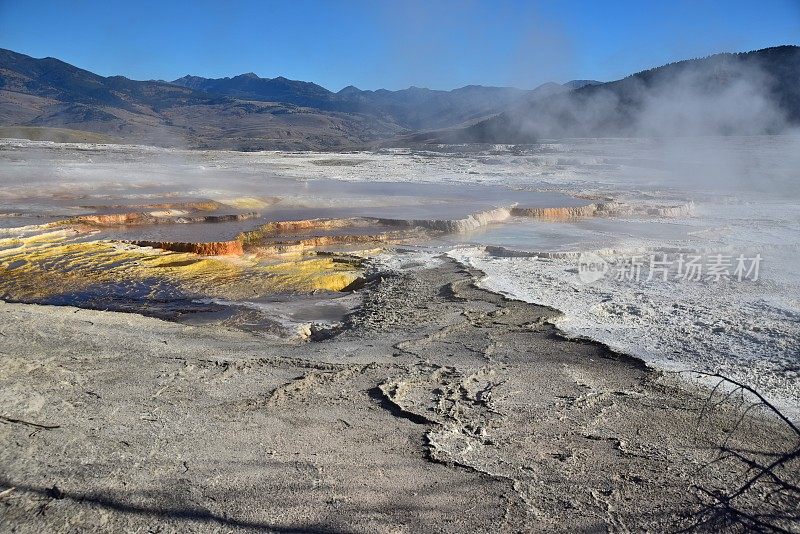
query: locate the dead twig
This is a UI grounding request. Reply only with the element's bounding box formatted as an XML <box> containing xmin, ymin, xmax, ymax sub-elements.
<box><xmin>0</xmin><ymin>415</ymin><xmax>60</xmax><ymax>430</ymax></box>
<box><xmin>688</xmin><ymin>371</ymin><xmax>798</xmax><ymax>436</ymax></box>
<box><xmin>679</xmin><ymin>371</ymin><xmax>800</xmax><ymax>533</ymax></box>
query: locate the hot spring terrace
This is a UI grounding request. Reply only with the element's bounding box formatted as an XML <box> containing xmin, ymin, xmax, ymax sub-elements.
<box><xmin>0</xmin><ymin>177</ymin><xmax>693</xmax><ymax>335</ymax></box>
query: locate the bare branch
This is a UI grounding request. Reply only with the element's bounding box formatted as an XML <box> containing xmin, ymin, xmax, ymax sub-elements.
<box><xmin>0</xmin><ymin>415</ymin><xmax>60</xmax><ymax>430</ymax></box>
<box><xmin>685</xmin><ymin>371</ymin><xmax>799</xmax><ymax>436</ymax></box>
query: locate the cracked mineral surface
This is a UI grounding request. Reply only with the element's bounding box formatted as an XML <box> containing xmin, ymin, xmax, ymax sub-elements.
<box><xmin>1</xmin><ymin>258</ymin><xmax>796</xmax><ymax>532</ymax></box>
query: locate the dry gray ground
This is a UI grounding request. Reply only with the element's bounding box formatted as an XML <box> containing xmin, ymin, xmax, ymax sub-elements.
<box><xmin>0</xmin><ymin>258</ymin><xmax>797</xmax><ymax>533</ymax></box>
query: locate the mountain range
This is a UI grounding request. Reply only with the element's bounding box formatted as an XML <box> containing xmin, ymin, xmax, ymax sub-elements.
<box><xmin>1</xmin><ymin>46</ymin><xmax>798</xmax><ymax>150</ymax></box>
<box><xmin>169</xmin><ymin>73</ymin><xmax>595</xmax><ymax>131</ymax></box>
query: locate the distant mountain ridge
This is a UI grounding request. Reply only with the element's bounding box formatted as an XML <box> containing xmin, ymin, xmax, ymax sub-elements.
<box><xmin>0</xmin><ymin>48</ymin><xmax>209</xmax><ymax>111</ymax></box>
<box><xmin>170</xmin><ymin>73</ymin><xmax>334</xmax><ymax>109</ymax></box>
<box><xmin>0</xmin><ymin>46</ymin><xmax>594</xmax><ymax>148</ymax></box>
<box><xmin>1</xmin><ymin>45</ymin><xmax>798</xmax><ymax>150</ymax></box>
<box><xmin>0</xmin><ymin>48</ymin><xmax>397</xmax><ymax>149</ymax></box>
<box><xmin>169</xmin><ymin>72</ymin><xmax>591</xmax><ymax>130</ymax></box>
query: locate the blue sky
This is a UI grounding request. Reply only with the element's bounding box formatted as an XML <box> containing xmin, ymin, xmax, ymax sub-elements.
<box><xmin>0</xmin><ymin>0</ymin><xmax>798</xmax><ymax>91</ymax></box>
